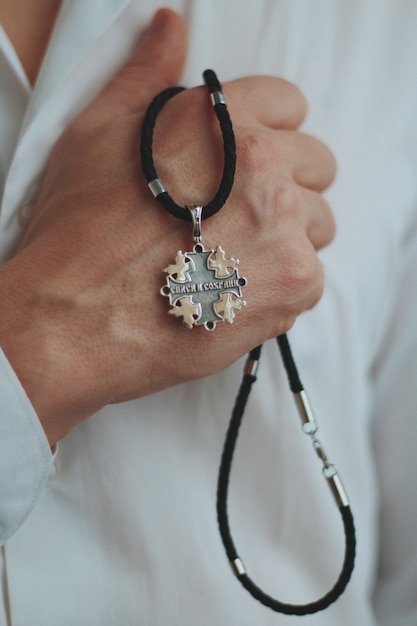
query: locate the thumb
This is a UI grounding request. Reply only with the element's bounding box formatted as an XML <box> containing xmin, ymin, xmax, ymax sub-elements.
<box><xmin>81</xmin><ymin>9</ymin><xmax>188</xmax><ymax>125</ymax></box>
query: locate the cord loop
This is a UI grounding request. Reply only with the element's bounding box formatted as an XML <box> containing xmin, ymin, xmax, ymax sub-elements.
<box><xmin>140</xmin><ymin>71</ymin><xmax>236</xmax><ymax>222</ymax></box>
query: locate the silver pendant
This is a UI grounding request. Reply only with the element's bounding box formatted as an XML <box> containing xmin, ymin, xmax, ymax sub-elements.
<box><xmin>160</xmin><ymin>205</ymin><xmax>247</xmax><ymax>331</ymax></box>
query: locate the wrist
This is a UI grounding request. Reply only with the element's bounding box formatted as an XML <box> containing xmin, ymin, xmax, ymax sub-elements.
<box><xmin>0</xmin><ymin>254</ymin><xmax>100</xmax><ymax>445</ymax></box>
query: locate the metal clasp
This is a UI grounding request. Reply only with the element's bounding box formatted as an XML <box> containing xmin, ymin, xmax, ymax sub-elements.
<box><xmin>293</xmin><ymin>388</ymin><xmax>350</xmax><ymax>508</ymax></box>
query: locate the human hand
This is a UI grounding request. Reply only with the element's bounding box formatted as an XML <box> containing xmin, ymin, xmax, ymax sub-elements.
<box><xmin>0</xmin><ymin>9</ymin><xmax>335</xmax><ymax>445</ymax></box>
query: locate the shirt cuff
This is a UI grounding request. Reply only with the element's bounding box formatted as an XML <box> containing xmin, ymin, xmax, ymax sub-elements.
<box><xmin>0</xmin><ymin>348</ymin><xmax>54</xmax><ymax>545</ymax></box>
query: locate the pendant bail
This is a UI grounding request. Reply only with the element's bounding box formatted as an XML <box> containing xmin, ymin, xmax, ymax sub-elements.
<box><xmin>187</xmin><ymin>204</ymin><xmax>203</xmax><ymax>244</ymax></box>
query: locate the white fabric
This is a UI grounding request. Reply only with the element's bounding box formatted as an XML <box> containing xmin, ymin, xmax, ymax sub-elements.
<box><xmin>0</xmin><ymin>0</ymin><xmax>416</xmax><ymax>624</ymax></box>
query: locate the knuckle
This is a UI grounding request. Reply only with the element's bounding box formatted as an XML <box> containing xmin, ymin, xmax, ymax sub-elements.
<box><xmin>308</xmin><ymin>196</ymin><xmax>337</xmax><ymax>251</ymax></box>
<box><xmin>321</xmin><ymin>202</ymin><xmax>337</xmax><ymax>247</ymax></box>
<box><xmin>277</xmin><ymin>78</ymin><xmax>308</xmax><ymax>120</ymax></box>
<box><xmin>283</xmin><ymin>245</ymin><xmax>324</xmax><ymax>310</ymax></box>
<box><xmin>272</xmin><ymin>178</ymin><xmax>301</xmax><ymax>216</ymax></box>
<box><xmin>236</xmin><ymin>131</ymin><xmax>277</xmax><ymax>176</ymax></box>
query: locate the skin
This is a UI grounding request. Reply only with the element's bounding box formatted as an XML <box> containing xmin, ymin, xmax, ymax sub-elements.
<box><xmin>0</xmin><ymin>7</ymin><xmax>336</xmax><ymax>446</ymax></box>
<box><xmin>0</xmin><ymin>0</ymin><xmax>62</xmax><ymax>86</ymax></box>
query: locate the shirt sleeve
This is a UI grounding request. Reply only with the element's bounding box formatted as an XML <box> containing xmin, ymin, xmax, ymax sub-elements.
<box><xmin>371</xmin><ymin>225</ymin><xmax>417</xmax><ymax>625</ymax></box>
<box><xmin>0</xmin><ymin>348</ymin><xmax>54</xmax><ymax>545</ymax></box>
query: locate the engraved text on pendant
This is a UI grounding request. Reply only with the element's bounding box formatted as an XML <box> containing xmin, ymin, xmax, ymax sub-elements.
<box><xmin>161</xmin><ymin>244</ymin><xmax>247</xmax><ymax>331</ymax></box>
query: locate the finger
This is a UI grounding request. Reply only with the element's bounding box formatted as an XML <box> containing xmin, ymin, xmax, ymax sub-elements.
<box><xmin>235</xmin><ymin>128</ymin><xmax>336</xmax><ymax>196</ymax></box>
<box><xmin>286</xmin><ymin>131</ymin><xmax>337</xmax><ymax>192</ymax></box>
<box><xmin>298</xmin><ymin>187</ymin><xmax>336</xmax><ymax>250</ymax></box>
<box><xmin>258</xmin><ymin>129</ymin><xmax>335</xmax><ymax>192</ymax></box>
<box><xmin>225</xmin><ymin>76</ymin><xmax>308</xmax><ymax>130</ymax></box>
<box><xmin>80</xmin><ymin>9</ymin><xmax>187</xmax><ymax>126</ymax></box>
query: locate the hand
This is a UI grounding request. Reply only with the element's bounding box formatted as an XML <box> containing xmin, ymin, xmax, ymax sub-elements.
<box><xmin>0</xmin><ymin>9</ymin><xmax>336</xmax><ymax>445</ymax></box>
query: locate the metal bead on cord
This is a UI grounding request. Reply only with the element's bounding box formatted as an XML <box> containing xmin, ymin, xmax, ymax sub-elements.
<box><xmin>140</xmin><ymin>69</ymin><xmax>356</xmax><ymax>615</ymax></box>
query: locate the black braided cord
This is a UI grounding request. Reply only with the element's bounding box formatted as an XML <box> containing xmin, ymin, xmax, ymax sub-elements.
<box><xmin>140</xmin><ymin>69</ymin><xmax>236</xmax><ymax>222</ymax></box>
<box><xmin>140</xmin><ymin>69</ymin><xmax>356</xmax><ymax>614</ymax></box>
<box><xmin>217</xmin><ymin>338</ymin><xmax>356</xmax><ymax>614</ymax></box>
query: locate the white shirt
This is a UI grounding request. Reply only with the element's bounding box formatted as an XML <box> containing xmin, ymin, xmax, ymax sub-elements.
<box><xmin>0</xmin><ymin>1</ymin><xmax>416</xmax><ymax>624</ymax></box>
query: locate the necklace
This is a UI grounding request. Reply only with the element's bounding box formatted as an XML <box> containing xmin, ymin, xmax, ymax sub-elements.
<box><xmin>140</xmin><ymin>69</ymin><xmax>356</xmax><ymax>614</ymax></box>
<box><xmin>141</xmin><ymin>70</ymin><xmax>246</xmax><ymax>331</ymax></box>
